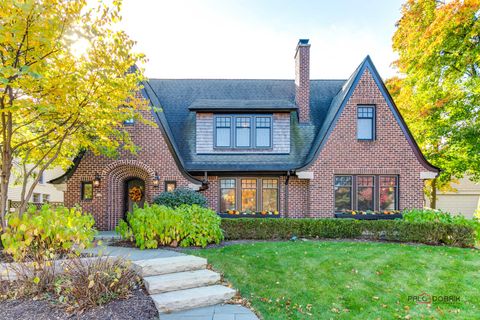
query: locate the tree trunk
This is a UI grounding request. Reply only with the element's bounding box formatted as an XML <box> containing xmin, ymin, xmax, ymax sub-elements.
<box><xmin>430</xmin><ymin>178</ymin><xmax>437</xmax><ymax>209</ymax></box>
<box><xmin>0</xmin><ymin>153</ymin><xmax>12</xmax><ymax>230</ymax></box>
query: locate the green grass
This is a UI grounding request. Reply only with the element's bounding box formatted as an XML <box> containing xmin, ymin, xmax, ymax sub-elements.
<box><xmin>186</xmin><ymin>241</ymin><xmax>480</xmax><ymax>319</ymax></box>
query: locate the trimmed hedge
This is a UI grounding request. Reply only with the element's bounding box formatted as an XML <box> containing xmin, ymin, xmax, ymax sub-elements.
<box><xmin>153</xmin><ymin>188</ymin><xmax>207</xmax><ymax>208</ymax></box>
<box><xmin>220</xmin><ymin>218</ymin><xmax>476</xmax><ymax>248</ymax></box>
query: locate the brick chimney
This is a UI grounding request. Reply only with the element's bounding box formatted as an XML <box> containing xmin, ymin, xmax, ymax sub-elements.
<box><xmin>295</xmin><ymin>39</ymin><xmax>310</xmax><ymax>123</ymax></box>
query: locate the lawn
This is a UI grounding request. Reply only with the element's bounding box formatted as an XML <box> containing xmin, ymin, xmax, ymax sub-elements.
<box><xmin>187</xmin><ymin>241</ymin><xmax>480</xmax><ymax>319</ymax></box>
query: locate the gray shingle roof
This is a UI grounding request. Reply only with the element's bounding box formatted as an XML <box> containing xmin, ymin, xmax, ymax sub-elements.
<box><xmin>188</xmin><ymin>99</ymin><xmax>297</xmax><ymax>111</ymax></box>
<box><xmin>146</xmin><ymin>78</ymin><xmax>345</xmax><ymax>172</ymax></box>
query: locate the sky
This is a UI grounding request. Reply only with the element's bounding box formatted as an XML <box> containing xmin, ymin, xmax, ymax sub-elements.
<box><xmin>120</xmin><ymin>0</ymin><xmax>405</xmax><ymax>80</ymax></box>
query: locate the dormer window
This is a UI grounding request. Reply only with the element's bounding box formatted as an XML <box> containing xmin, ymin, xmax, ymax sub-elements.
<box><xmin>357</xmin><ymin>106</ymin><xmax>375</xmax><ymax>140</ymax></box>
<box><xmin>214</xmin><ymin>114</ymin><xmax>273</xmax><ymax>149</ymax></box>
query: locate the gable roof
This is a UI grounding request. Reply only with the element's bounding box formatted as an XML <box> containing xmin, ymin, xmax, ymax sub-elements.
<box><xmin>296</xmin><ymin>56</ymin><xmax>439</xmax><ymax>173</ymax></box>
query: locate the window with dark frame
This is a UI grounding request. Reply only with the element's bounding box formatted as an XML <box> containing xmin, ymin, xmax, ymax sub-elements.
<box><xmin>214</xmin><ymin>115</ymin><xmax>273</xmax><ymax>149</ymax></box>
<box><xmin>380</xmin><ymin>176</ymin><xmax>398</xmax><ymax>210</ymax></box>
<box><xmin>357</xmin><ymin>176</ymin><xmax>374</xmax><ymax>211</ymax></box>
<box><xmin>165</xmin><ymin>181</ymin><xmax>177</xmax><ymax>192</ymax></box>
<box><xmin>215</xmin><ymin>116</ymin><xmax>232</xmax><ymax>147</ymax></box>
<box><xmin>81</xmin><ymin>181</ymin><xmax>93</xmax><ymax>201</ymax></box>
<box><xmin>241</xmin><ymin>179</ymin><xmax>257</xmax><ymax>212</ymax></box>
<box><xmin>220</xmin><ymin>179</ymin><xmax>236</xmax><ymax>212</ymax></box>
<box><xmin>255</xmin><ymin>117</ymin><xmax>272</xmax><ymax>148</ymax></box>
<box><xmin>262</xmin><ymin>179</ymin><xmax>278</xmax><ymax>212</ymax></box>
<box><xmin>357</xmin><ymin>106</ymin><xmax>375</xmax><ymax>140</ymax></box>
<box><xmin>334</xmin><ymin>175</ymin><xmax>399</xmax><ymax>212</ymax></box>
<box><xmin>334</xmin><ymin>176</ymin><xmax>352</xmax><ymax>211</ymax></box>
<box><xmin>219</xmin><ymin>178</ymin><xmax>279</xmax><ymax>213</ymax></box>
<box><xmin>235</xmin><ymin>117</ymin><xmax>251</xmax><ymax>147</ymax></box>
<box><xmin>124</xmin><ymin>118</ymin><xmax>135</xmax><ymax>125</ymax></box>
<box><xmin>33</xmin><ymin>193</ymin><xmax>41</xmax><ymax>203</ymax></box>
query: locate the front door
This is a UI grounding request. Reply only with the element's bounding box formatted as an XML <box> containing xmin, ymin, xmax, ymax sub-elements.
<box><xmin>125</xmin><ymin>178</ymin><xmax>145</xmax><ymax>217</ymax></box>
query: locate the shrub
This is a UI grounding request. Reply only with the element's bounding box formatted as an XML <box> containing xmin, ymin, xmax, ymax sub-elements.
<box><xmin>116</xmin><ymin>204</ymin><xmax>223</xmax><ymax>249</ymax></box>
<box><xmin>56</xmin><ymin>257</ymin><xmax>140</xmax><ymax>312</ymax></box>
<box><xmin>153</xmin><ymin>188</ymin><xmax>207</xmax><ymax>208</ymax></box>
<box><xmin>220</xmin><ymin>218</ymin><xmax>476</xmax><ymax>247</ymax></box>
<box><xmin>403</xmin><ymin>208</ymin><xmax>480</xmax><ymax>243</ymax></box>
<box><xmin>1</xmin><ymin>205</ymin><xmax>96</xmax><ymax>262</ymax></box>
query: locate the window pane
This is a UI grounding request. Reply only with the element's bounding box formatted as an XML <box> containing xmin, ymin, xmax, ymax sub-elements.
<box><xmin>33</xmin><ymin>193</ymin><xmax>41</xmax><ymax>203</ymax></box>
<box><xmin>241</xmin><ymin>179</ymin><xmax>256</xmax><ymax>212</ymax></box>
<box><xmin>335</xmin><ymin>187</ymin><xmax>352</xmax><ymax>211</ymax></box>
<box><xmin>380</xmin><ymin>176</ymin><xmax>397</xmax><ymax>210</ymax></box>
<box><xmin>82</xmin><ymin>182</ymin><xmax>93</xmax><ymax>200</ymax></box>
<box><xmin>380</xmin><ymin>188</ymin><xmax>396</xmax><ymax>210</ymax></box>
<box><xmin>220</xmin><ymin>189</ymin><xmax>236</xmax><ymax>212</ymax></box>
<box><xmin>357</xmin><ymin>118</ymin><xmax>373</xmax><ymax>140</ymax></box>
<box><xmin>262</xmin><ymin>179</ymin><xmax>278</xmax><ymax>212</ymax></box>
<box><xmin>216</xmin><ymin>127</ymin><xmax>231</xmax><ymax>147</ymax></box>
<box><xmin>236</xmin><ymin>128</ymin><xmax>250</xmax><ymax>147</ymax></box>
<box><xmin>235</xmin><ymin>117</ymin><xmax>251</xmax><ymax>147</ymax></box>
<box><xmin>256</xmin><ymin>128</ymin><xmax>271</xmax><ymax>147</ymax></box>
<box><xmin>220</xmin><ymin>179</ymin><xmax>236</xmax><ymax>212</ymax></box>
<box><xmin>334</xmin><ymin>176</ymin><xmax>352</xmax><ymax>186</ymax></box>
<box><xmin>357</xmin><ymin>176</ymin><xmax>374</xmax><ymax>211</ymax></box>
<box><xmin>166</xmin><ymin>182</ymin><xmax>176</xmax><ymax>192</ymax></box>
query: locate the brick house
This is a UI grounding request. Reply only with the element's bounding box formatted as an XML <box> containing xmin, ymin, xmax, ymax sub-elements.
<box><xmin>51</xmin><ymin>39</ymin><xmax>439</xmax><ymax>230</ymax></box>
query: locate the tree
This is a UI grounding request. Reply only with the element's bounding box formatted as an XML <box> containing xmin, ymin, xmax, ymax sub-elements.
<box><xmin>387</xmin><ymin>0</ymin><xmax>480</xmax><ymax>208</ymax></box>
<box><xmin>0</xmin><ymin>0</ymin><xmax>149</xmax><ymax>228</ymax></box>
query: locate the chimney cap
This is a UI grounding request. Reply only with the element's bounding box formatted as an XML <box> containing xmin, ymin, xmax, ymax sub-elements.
<box><xmin>298</xmin><ymin>39</ymin><xmax>309</xmax><ymax>45</ymax></box>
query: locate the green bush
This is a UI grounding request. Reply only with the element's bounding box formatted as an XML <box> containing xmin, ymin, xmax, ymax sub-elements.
<box><xmin>153</xmin><ymin>188</ymin><xmax>207</xmax><ymax>208</ymax></box>
<box><xmin>116</xmin><ymin>204</ymin><xmax>223</xmax><ymax>249</ymax></box>
<box><xmin>1</xmin><ymin>205</ymin><xmax>96</xmax><ymax>262</ymax></box>
<box><xmin>220</xmin><ymin>218</ymin><xmax>476</xmax><ymax>248</ymax></box>
<box><xmin>403</xmin><ymin>208</ymin><xmax>480</xmax><ymax>243</ymax></box>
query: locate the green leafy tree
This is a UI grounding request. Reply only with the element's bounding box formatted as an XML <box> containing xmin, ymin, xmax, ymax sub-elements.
<box><xmin>0</xmin><ymin>0</ymin><xmax>149</xmax><ymax>227</ymax></box>
<box><xmin>387</xmin><ymin>0</ymin><xmax>480</xmax><ymax>208</ymax></box>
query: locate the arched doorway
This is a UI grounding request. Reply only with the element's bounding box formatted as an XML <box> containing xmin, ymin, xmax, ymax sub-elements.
<box><xmin>124</xmin><ymin>178</ymin><xmax>145</xmax><ymax>217</ymax></box>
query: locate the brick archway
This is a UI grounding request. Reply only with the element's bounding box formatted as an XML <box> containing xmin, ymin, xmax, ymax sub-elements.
<box><xmin>103</xmin><ymin>160</ymin><xmax>155</xmax><ymax>230</ymax></box>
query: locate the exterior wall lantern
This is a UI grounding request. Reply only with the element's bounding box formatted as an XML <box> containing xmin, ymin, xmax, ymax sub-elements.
<box><xmin>93</xmin><ymin>174</ymin><xmax>101</xmax><ymax>188</ymax></box>
<box><xmin>152</xmin><ymin>173</ymin><xmax>160</xmax><ymax>187</ymax></box>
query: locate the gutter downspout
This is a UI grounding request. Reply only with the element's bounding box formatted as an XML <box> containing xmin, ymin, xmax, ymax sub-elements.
<box><xmin>199</xmin><ymin>171</ymin><xmax>209</xmax><ymax>191</ymax></box>
<box><xmin>284</xmin><ymin>170</ymin><xmax>292</xmax><ymax>217</ymax></box>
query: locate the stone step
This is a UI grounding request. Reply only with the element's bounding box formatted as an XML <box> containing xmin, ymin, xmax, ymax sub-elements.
<box><xmin>151</xmin><ymin>285</ymin><xmax>236</xmax><ymax>314</ymax></box>
<box><xmin>144</xmin><ymin>269</ymin><xmax>221</xmax><ymax>294</ymax></box>
<box><xmin>132</xmin><ymin>255</ymin><xmax>207</xmax><ymax>277</ymax></box>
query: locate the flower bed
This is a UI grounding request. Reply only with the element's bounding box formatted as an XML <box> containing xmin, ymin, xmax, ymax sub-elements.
<box><xmin>219</xmin><ymin>210</ymin><xmax>280</xmax><ymax>218</ymax></box>
<box><xmin>335</xmin><ymin>210</ymin><xmax>402</xmax><ymax>220</ymax></box>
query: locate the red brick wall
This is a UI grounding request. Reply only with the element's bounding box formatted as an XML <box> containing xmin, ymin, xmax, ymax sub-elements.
<box><xmin>295</xmin><ymin>43</ymin><xmax>310</xmax><ymax>123</ymax></box>
<box><xmin>64</xmin><ymin>108</ymin><xmax>195</xmax><ymax>230</ymax></box>
<box><xmin>303</xmin><ymin>69</ymin><xmax>427</xmax><ymax>217</ymax></box>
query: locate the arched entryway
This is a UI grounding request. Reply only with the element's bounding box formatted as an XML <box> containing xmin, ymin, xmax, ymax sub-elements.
<box><xmin>102</xmin><ymin>160</ymin><xmax>155</xmax><ymax>230</ymax></box>
<box><xmin>124</xmin><ymin>177</ymin><xmax>145</xmax><ymax>217</ymax></box>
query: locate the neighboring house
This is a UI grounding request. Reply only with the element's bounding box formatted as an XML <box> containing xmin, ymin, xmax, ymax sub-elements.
<box><xmin>51</xmin><ymin>39</ymin><xmax>439</xmax><ymax>230</ymax></box>
<box><xmin>7</xmin><ymin>165</ymin><xmax>64</xmax><ymax>207</ymax></box>
<box><xmin>426</xmin><ymin>177</ymin><xmax>480</xmax><ymax>218</ymax></box>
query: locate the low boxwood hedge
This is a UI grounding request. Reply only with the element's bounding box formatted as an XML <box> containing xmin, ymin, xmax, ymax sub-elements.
<box><xmin>220</xmin><ymin>218</ymin><xmax>476</xmax><ymax>248</ymax></box>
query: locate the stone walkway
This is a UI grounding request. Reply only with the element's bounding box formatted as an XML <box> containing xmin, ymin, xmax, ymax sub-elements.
<box><xmin>85</xmin><ymin>233</ymin><xmax>259</xmax><ymax>320</ymax></box>
<box><xmin>160</xmin><ymin>304</ymin><xmax>258</xmax><ymax>320</ymax></box>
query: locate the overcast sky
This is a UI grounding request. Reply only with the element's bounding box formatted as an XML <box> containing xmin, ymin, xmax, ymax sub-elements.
<box><xmin>120</xmin><ymin>0</ymin><xmax>404</xmax><ymax>80</ymax></box>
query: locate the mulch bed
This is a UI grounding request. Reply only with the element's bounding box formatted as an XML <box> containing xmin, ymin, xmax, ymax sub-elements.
<box><xmin>0</xmin><ymin>287</ymin><xmax>158</xmax><ymax>320</ymax></box>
